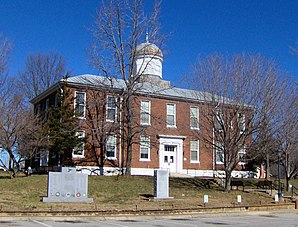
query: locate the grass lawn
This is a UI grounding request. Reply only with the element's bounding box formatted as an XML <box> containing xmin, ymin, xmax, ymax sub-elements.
<box><xmin>0</xmin><ymin>172</ymin><xmax>286</xmax><ymax>212</ymax></box>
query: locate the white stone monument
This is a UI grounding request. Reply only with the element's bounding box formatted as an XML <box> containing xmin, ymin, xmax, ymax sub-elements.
<box><xmin>153</xmin><ymin>169</ymin><xmax>173</xmax><ymax>199</ymax></box>
<box><xmin>42</xmin><ymin>167</ymin><xmax>93</xmax><ymax>203</ymax></box>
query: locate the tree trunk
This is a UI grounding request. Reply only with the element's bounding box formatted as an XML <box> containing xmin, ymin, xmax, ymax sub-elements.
<box><xmin>125</xmin><ymin>95</ymin><xmax>133</xmax><ymax>176</ymax></box>
<box><xmin>225</xmin><ymin>169</ymin><xmax>232</xmax><ymax>191</ymax></box>
<box><xmin>286</xmin><ymin>153</ymin><xmax>290</xmax><ymax>191</ymax></box>
<box><xmin>266</xmin><ymin>153</ymin><xmax>270</xmax><ymax>179</ymax></box>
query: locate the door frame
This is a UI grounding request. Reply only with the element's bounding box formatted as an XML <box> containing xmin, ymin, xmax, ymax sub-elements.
<box><xmin>158</xmin><ymin>135</ymin><xmax>185</xmax><ymax>173</ymax></box>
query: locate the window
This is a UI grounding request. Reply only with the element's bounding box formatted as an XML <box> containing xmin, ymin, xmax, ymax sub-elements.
<box><xmin>106</xmin><ymin>135</ymin><xmax>116</xmax><ymax>159</ymax></box>
<box><xmin>215</xmin><ymin>142</ymin><xmax>224</xmax><ymax>164</ymax></box>
<box><xmin>165</xmin><ymin>145</ymin><xmax>176</xmax><ymax>152</ymax></box>
<box><xmin>238</xmin><ymin>146</ymin><xmax>246</xmax><ymax>163</ymax></box>
<box><xmin>140</xmin><ymin>135</ymin><xmax>150</xmax><ymax>161</ymax></box>
<box><xmin>106</xmin><ymin>96</ymin><xmax>117</xmax><ymax>122</ymax></box>
<box><xmin>214</xmin><ymin>110</ymin><xmax>223</xmax><ymax>132</ymax></box>
<box><xmin>190</xmin><ymin>107</ymin><xmax>199</xmax><ymax>129</ymax></box>
<box><xmin>74</xmin><ymin>91</ymin><xmax>86</xmax><ymax>118</ymax></box>
<box><xmin>45</xmin><ymin>99</ymin><xmax>50</xmax><ymax>119</ymax></box>
<box><xmin>166</xmin><ymin>104</ymin><xmax>176</xmax><ymax>127</ymax></box>
<box><xmin>73</xmin><ymin>131</ymin><xmax>85</xmax><ymax>157</ymax></box>
<box><xmin>54</xmin><ymin>93</ymin><xmax>59</xmax><ymax>107</ymax></box>
<box><xmin>45</xmin><ymin>99</ymin><xmax>49</xmax><ymax>110</ymax></box>
<box><xmin>36</xmin><ymin>103</ymin><xmax>41</xmax><ymax>115</ymax></box>
<box><xmin>140</xmin><ymin>100</ymin><xmax>150</xmax><ymax>125</ymax></box>
<box><xmin>190</xmin><ymin>140</ymin><xmax>199</xmax><ymax>163</ymax></box>
<box><xmin>238</xmin><ymin>113</ymin><xmax>245</xmax><ymax>134</ymax></box>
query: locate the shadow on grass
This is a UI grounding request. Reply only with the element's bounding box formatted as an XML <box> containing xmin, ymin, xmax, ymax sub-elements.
<box><xmin>170</xmin><ymin>178</ymin><xmax>224</xmax><ymax>191</ymax></box>
<box><xmin>139</xmin><ymin>194</ymin><xmax>154</xmax><ymax>200</ymax></box>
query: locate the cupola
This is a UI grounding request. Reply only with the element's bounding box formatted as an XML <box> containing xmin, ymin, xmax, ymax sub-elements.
<box><xmin>134</xmin><ymin>33</ymin><xmax>163</xmax><ymax>79</ymax></box>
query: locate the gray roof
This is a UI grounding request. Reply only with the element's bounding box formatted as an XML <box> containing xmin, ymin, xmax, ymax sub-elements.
<box><xmin>65</xmin><ymin>74</ymin><xmax>224</xmax><ymax>104</ymax></box>
<box><xmin>31</xmin><ymin>74</ymin><xmax>242</xmax><ymax>106</ymax></box>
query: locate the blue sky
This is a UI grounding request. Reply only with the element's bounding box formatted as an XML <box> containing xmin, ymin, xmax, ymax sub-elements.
<box><xmin>1</xmin><ymin>0</ymin><xmax>297</xmax><ymax>86</ymax></box>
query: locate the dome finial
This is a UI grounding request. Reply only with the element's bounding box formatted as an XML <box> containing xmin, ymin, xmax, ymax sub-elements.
<box><xmin>145</xmin><ymin>31</ymin><xmax>149</xmax><ymax>43</ymax></box>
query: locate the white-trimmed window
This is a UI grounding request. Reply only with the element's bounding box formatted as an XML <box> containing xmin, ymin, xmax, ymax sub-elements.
<box><xmin>106</xmin><ymin>96</ymin><xmax>117</xmax><ymax>122</ymax></box>
<box><xmin>238</xmin><ymin>146</ymin><xmax>246</xmax><ymax>163</ymax></box>
<box><xmin>73</xmin><ymin>131</ymin><xmax>85</xmax><ymax>157</ymax></box>
<box><xmin>215</xmin><ymin>142</ymin><xmax>224</xmax><ymax>164</ymax></box>
<box><xmin>74</xmin><ymin>91</ymin><xmax>86</xmax><ymax>118</ymax></box>
<box><xmin>190</xmin><ymin>140</ymin><xmax>199</xmax><ymax>163</ymax></box>
<box><xmin>106</xmin><ymin>135</ymin><xmax>116</xmax><ymax>160</ymax></box>
<box><xmin>190</xmin><ymin>107</ymin><xmax>199</xmax><ymax>129</ymax></box>
<box><xmin>238</xmin><ymin>113</ymin><xmax>245</xmax><ymax>134</ymax></box>
<box><xmin>166</xmin><ymin>103</ymin><xmax>176</xmax><ymax>127</ymax></box>
<box><xmin>140</xmin><ymin>100</ymin><xmax>151</xmax><ymax>125</ymax></box>
<box><xmin>140</xmin><ymin>135</ymin><xmax>150</xmax><ymax>161</ymax></box>
<box><xmin>214</xmin><ymin>110</ymin><xmax>224</xmax><ymax>132</ymax></box>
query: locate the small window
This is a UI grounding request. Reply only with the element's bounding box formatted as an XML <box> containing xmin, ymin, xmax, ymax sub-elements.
<box><xmin>73</xmin><ymin>131</ymin><xmax>85</xmax><ymax>157</ymax></box>
<box><xmin>140</xmin><ymin>135</ymin><xmax>150</xmax><ymax>161</ymax></box>
<box><xmin>165</xmin><ymin>145</ymin><xmax>175</xmax><ymax>152</ymax></box>
<box><xmin>106</xmin><ymin>135</ymin><xmax>116</xmax><ymax>159</ymax></box>
<box><xmin>106</xmin><ymin>96</ymin><xmax>117</xmax><ymax>122</ymax></box>
<box><xmin>74</xmin><ymin>91</ymin><xmax>86</xmax><ymax>118</ymax></box>
<box><xmin>36</xmin><ymin>103</ymin><xmax>41</xmax><ymax>115</ymax></box>
<box><xmin>238</xmin><ymin>113</ymin><xmax>245</xmax><ymax>134</ymax></box>
<box><xmin>190</xmin><ymin>107</ymin><xmax>199</xmax><ymax>129</ymax></box>
<box><xmin>214</xmin><ymin>110</ymin><xmax>223</xmax><ymax>132</ymax></box>
<box><xmin>166</xmin><ymin>104</ymin><xmax>176</xmax><ymax>127</ymax></box>
<box><xmin>238</xmin><ymin>146</ymin><xmax>246</xmax><ymax>163</ymax></box>
<box><xmin>190</xmin><ymin>140</ymin><xmax>199</xmax><ymax>163</ymax></box>
<box><xmin>215</xmin><ymin>142</ymin><xmax>224</xmax><ymax>164</ymax></box>
<box><xmin>140</xmin><ymin>100</ymin><xmax>150</xmax><ymax>125</ymax></box>
<box><xmin>45</xmin><ymin>99</ymin><xmax>50</xmax><ymax>119</ymax></box>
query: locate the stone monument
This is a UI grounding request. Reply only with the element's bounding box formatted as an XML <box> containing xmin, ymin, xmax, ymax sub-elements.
<box><xmin>42</xmin><ymin>167</ymin><xmax>93</xmax><ymax>203</ymax></box>
<box><xmin>153</xmin><ymin>169</ymin><xmax>173</xmax><ymax>199</ymax></box>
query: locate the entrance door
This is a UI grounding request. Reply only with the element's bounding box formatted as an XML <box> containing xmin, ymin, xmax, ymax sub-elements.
<box><xmin>161</xmin><ymin>145</ymin><xmax>177</xmax><ymax>172</ymax></box>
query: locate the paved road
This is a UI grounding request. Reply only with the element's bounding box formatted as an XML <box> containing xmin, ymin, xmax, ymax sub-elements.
<box><xmin>0</xmin><ymin>211</ymin><xmax>298</xmax><ymax>226</ymax></box>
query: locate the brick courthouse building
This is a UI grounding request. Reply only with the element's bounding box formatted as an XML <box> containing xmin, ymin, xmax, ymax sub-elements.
<box><xmin>30</xmin><ymin>40</ymin><xmax>250</xmax><ymax>177</ymax></box>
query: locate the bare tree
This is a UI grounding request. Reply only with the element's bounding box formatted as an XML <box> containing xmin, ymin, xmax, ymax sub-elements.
<box><xmin>0</xmin><ymin>91</ymin><xmax>29</xmax><ymax>177</ymax></box>
<box><xmin>90</xmin><ymin>0</ymin><xmax>164</xmax><ymax>175</ymax></box>
<box><xmin>0</xmin><ymin>34</ymin><xmax>12</xmax><ymax>77</ymax></box>
<box><xmin>18</xmin><ymin>52</ymin><xmax>66</xmax><ymax>101</ymax></box>
<box><xmin>188</xmin><ymin>53</ymin><xmax>285</xmax><ymax>190</ymax></box>
<box><xmin>277</xmin><ymin>89</ymin><xmax>298</xmax><ymax>190</ymax></box>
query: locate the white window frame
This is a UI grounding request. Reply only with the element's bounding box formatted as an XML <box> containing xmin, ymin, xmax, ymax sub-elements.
<box><xmin>140</xmin><ymin>100</ymin><xmax>151</xmax><ymax>125</ymax></box>
<box><xmin>166</xmin><ymin>103</ymin><xmax>176</xmax><ymax>128</ymax></box>
<box><xmin>72</xmin><ymin>131</ymin><xmax>85</xmax><ymax>158</ymax></box>
<box><xmin>190</xmin><ymin>106</ymin><xmax>199</xmax><ymax>130</ymax></box>
<box><xmin>140</xmin><ymin>135</ymin><xmax>150</xmax><ymax>161</ymax></box>
<box><xmin>190</xmin><ymin>140</ymin><xmax>200</xmax><ymax>163</ymax></box>
<box><xmin>106</xmin><ymin>135</ymin><xmax>117</xmax><ymax>160</ymax></box>
<box><xmin>238</xmin><ymin>113</ymin><xmax>246</xmax><ymax>134</ymax></box>
<box><xmin>74</xmin><ymin>91</ymin><xmax>86</xmax><ymax>119</ymax></box>
<box><xmin>106</xmin><ymin>96</ymin><xmax>117</xmax><ymax>122</ymax></box>
<box><xmin>215</xmin><ymin>142</ymin><xmax>224</xmax><ymax>164</ymax></box>
<box><xmin>238</xmin><ymin>145</ymin><xmax>246</xmax><ymax>164</ymax></box>
<box><xmin>214</xmin><ymin>109</ymin><xmax>224</xmax><ymax>132</ymax></box>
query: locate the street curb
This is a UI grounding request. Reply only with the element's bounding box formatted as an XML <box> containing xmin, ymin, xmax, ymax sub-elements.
<box><xmin>0</xmin><ymin>203</ymin><xmax>295</xmax><ymax>217</ymax></box>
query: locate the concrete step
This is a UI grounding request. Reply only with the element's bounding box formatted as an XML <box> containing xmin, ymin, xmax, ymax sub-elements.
<box><xmin>169</xmin><ymin>172</ymin><xmax>194</xmax><ymax>178</ymax></box>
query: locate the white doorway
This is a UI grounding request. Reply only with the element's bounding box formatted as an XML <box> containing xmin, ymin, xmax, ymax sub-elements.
<box><xmin>161</xmin><ymin>145</ymin><xmax>177</xmax><ymax>172</ymax></box>
<box><xmin>159</xmin><ymin>135</ymin><xmax>184</xmax><ymax>173</ymax></box>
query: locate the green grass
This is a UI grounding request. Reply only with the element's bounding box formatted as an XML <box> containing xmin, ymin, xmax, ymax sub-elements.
<box><xmin>0</xmin><ymin>172</ymin><xmax>286</xmax><ymax>212</ymax></box>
